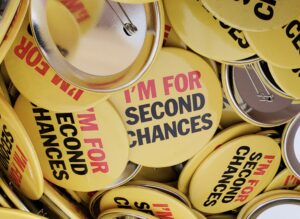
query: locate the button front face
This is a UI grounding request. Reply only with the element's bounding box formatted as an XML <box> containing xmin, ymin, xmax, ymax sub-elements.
<box><xmin>164</xmin><ymin>0</ymin><xmax>255</xmax><ymax>62</ymax></box>
<box><xmin>14</xmin><ymin>95</ymin><xmax>129</xmax><ymax>192</ymax></box>
<box><xmin>202</xmin><ymin>0</ymin><xmax>300</xmax><ymax>31</ymax></box>
<box><xmin>189</xmin><ymin>135</ymin><xmax>281</xmax><ymax>214</ymax></box>
<box><xmin>244</xmin><ymin>17</ymin><xmax>300</xmax><ymax>69</ymax></box>
<box><xmin>110</xmin><ymin>48</ymin><xmax>222</xmax><ymax>167</ymax></box>
<box><xmin>100</xmin><ymin>186</ymin><xmax>198</xmax><ymax>219</ymax></box>
<box><xmin>0</xmin><ymin>95</ymin><xmax>43</xmax><ymax>200</ymax></box>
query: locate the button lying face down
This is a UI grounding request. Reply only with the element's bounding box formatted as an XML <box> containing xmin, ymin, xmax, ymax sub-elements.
<box><xmin>244</xmin><ymin>16</ymin><xmax>300</xmax><ymax>69</ymax></box>
<box><xmin>0</xmin><ymin>208</ymin><xmax>46</xmax><ymax>219</ymax></box>
<box><xmin>207</xmin><ymin>215</ymin><xmax>235</xmax><ymax>219</ymax></box>
<box><xmin>99</xmin><ymin>208</ymin><xmax>159</xmax><ymax>219</ymax></box>
<box><xmin>237</xmin><ymin>190</ymin><xmax>300</xmax><ymax>219</ymax></box>
<box><xmin>164</xmin><ymin>0</ymin><xmax>255</xmax><ymax>62</ymax></box>
<box><xmin>134</xmin><ymin>166</ymin><xmax>179</xmax><ymax>183</ymax></box>
<box><xmin>189</xmin><ymin>135</ymin><xmax>281</xmax><ymax>214</ymax></box>
<box><xmin>265</xmin><ymin>168</ymin><xmax>300</xmax><ymax>192</ymax></box>
<box><xmin>14</xmin><ymin>95</ymin><xmax>129</xmax><ymax>192</ymax></box>
<box><xmin>99</xmin><ymin>185</ymin><xmax>198</xmax><ymax>219</ymax></box>
<box><xmin>0</xmin><ymin>95</ymin><xmax>43</xmax><ymax>200</ymax></box>
<box><xmin>30</xmin><ymin>0</ymin><xmax>164</xmax><ymax>92</ymax></box>
<box><xmin>222</xmin><ymin>64</ymin><xmax>300</xmax><ymax>127</ymax></box>
<box><xmin>178</xmin><ymin>122</ymin><xmax>261</xmax><ymax>195</ymax></box>
<box><xmin>0</xmin><ymin>72</ymin><xmax>10</xmax><ymax>104</ymax></box>
<box><xmin>110</xmin><ymin>47</ymin><xmax>222</xmax><ymax>167</ymax></box>
<box><xmin>0</xmin><ymin>0</ymin><xmax>29</xmax><ymax>63</ymax></box>
<box><xmin>4</xmin><ymin>1</ymin><xmax>109</xmax><ymax>112</ymax></box>
<box><xmin>281</xmin><ymin>113</ymin><xmax>300</xmax><ymax>179</ymax></box>
<box><xmin>201</xmin><ymin>0</ymin><xmax>300</xmax><ymax>32</ymax></box>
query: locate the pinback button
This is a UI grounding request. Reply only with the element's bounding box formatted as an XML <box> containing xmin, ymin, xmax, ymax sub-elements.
<box><xmin>202</xmin><ymin>0</ymin><xmax>300</xmax><ymax>32</ymax></box>
<box><xmin>178</xmin><ymin>122</ymin><xmax>261</xmax><ymax>195</ymax></box>
<box><xmin>110</xmin><ymin>47</ymin><xmax>222</xmax><ymax>167</ymax></box>
<box><xmin>128</xmin><ymin>180</ymin><xmax>191</xmax><ymax>207</ymax></box>
<box><xmin>263</xmin><ymin>63</ymin><xmax>300</xmax><ymax>100</ymax></box>
<box><xmin>98</xmin><ymin>208</ymin><xmax>159</xmax><ymax>219</ymax></box>
<box><xmin>281</xmin><ymin>113</ymin><xmax>300</xmax><ymax>179</ymax></box>
<box><xmin>244</xmin><ymin>17</ymin><xmax>300</xmax><ymax>69</ymax></box>
<box><xmin>237</xmin><ymin>190</ymin><xmax>300</xmax><ymax>219</ymax></box>
<box><xmin>222</xmin><ymin>64</ymin><xmax>300</xmax><ymax>127</ymax></box>
<box><xmin>58</xmin><ymin>0</ymin><xmax>105</xmax><ymax>33</ymax></box>
<box><xmin>0</xmin><ymin>95</ymin><xmax>43</xmax><ymax>200</ymax></box>
<box><xmin>0</xmin><ymin>208</ymin><xmax>46</xmax><ymax>219</ymax></box>
<box><xmin>99</xmin><ymin>185</ymin><xmax>198</xmax><ymax>219</ymax></box>
<box><xmin>164</xmin><ymin>0</ymin><xmax>255</xmax><ymax>62</ymax></box>
<box><xmin>189</xmin><ymin>135</ymin><xmax>281</xmax><ymax>214</ymax></box>
<box><xmin>14</xmin><ymin>95</ymin><xmax>129</xmax><ymax>192</ymax></box>
<box><xmin>0</xmin><ymin>0</ymin><xmax>29</xmax><ymax>64</ymax></box>
<box><xmin>0</xmin><ymin>0</ymin><xmax>20</xmax><ymax>45</ymax></box>
<box><xmin>4</xmin><ymin>1</ymin><xmax>109</xmax><ymax>112</ymax></box>
<box><xmin>265</xmin><ymin>168</ymin><xmax>300</xmax><ymax>192</ymax></box>
<box><xmin>163</xmin><ymin>3</ymin><xmax>186</xmax><ymax>49</ymax></box>
<box><xmin>30</xmin><ymin>0</ymin><xmax>164</xmax><ymax>92</ymax></box>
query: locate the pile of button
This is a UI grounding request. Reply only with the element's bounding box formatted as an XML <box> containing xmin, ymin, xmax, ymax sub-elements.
<box><xmin>0</xmin><ymin>0</ymin><xmax>299</xmax><ymax>218</ymax></box>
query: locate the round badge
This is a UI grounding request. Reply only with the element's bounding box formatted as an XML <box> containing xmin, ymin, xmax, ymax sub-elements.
<box><xmin>0</xmin><ymin>95</ymin><xmax>43</xmax><ymax>200</ymax></box>
<box><xmin>189</xmin><ymin>135</ymin><xmax>281</xmax><ymax>214</ymax></box>
<box><xmin>30</xmin><ymin>0</ymin><xmax>164</xmax><ymax>92</ymax></box>
<box><xmin>4</xmin><ymin>4</ymin><xmax>109</xmax><ymax>112</ymax></box>
<box><xmin>128</xmin><ymin>180</ymin><xmax>191</xmax><ymax>207</ymax></box>
<box><xmin>0</xmin><ymin>0</ymin><xmax>20</xmax><ymax>45</ymax></box>
<box><xmin>222</xmin><ymin>64</ymin><xmax>300</xmax><ymax>127</ymax></box>
<box><xmin>163</xmin><ymin>5</ymin><xmax>186</xmax><ymax>49</ymax></box>
<box><xmin>281</xmin><ymin>113</ymin><xmax>300</xmax><ymax>179</ymax></box>
<box><xmin>0</xmin><ymin>208</ymin><xmax>46</xmax><ymax>219</ymax></box>
<box><xmin>265</xmin><ymin>168</ymin><xmax>300</xmax><ymax>192</ymax></box>
<box><xmin>0</xmin><ymin>0</ymin><xmax>29</xmax><ymax>64</ymax></box>
<box><xmin>178</xmin><ymin>122</ymin><xmax>261</xmax><ymax>195</ymax></box>
<box><xmin>237</xmin><ymin>190</ymin><xmax>300</xmax><ymax>219</ymax></box>
<box><xmin>14</xmin><ymin>95</ymin><xmax>129</xmax><ymax>192</ymax></box>
<box><xmin>244</xmin><ymin>17</ymin><xmax>300</xmax><ymax>69</ymax></box>
<box><xmin>268</xmin><ymin>64</ymin><xmax>300</xmax><ymax>100</ymax></box>
<box><xmin>164</xmin><ymin>0</ymin><xmax>255</xmax><ymax>62</ymax></box>
<box><xmin>100</xmin><ymin>185</ymin><xmax>198</xmax><ymax>219</ymax></box>
<box><xmin>109</xmin><ymin>47</ymin><xmax>222</xmax><ymax>167</ymax></box>
<box><xmin>202</xmin><ymin>0</ymin><xmax>300</xmax><ymax>31</ymax></box>
<box><xmin>99</xmin><ymin>208</ymin><xmax>159</xmax><ymax>219</ymax></box>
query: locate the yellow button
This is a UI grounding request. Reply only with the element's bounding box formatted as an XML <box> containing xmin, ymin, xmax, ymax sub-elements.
<box><xmin>100</xmin><ymin>185</ymin><xmax>198</xmax><ymax>219</ymax></box>
<box><xmin>164</xmin><ymin>0</ymin><xmax>255</xmax><ymax>62</ymax></box>
<box><xmin>178</xmin><ymin>122</ymin><xmax>261</xmax><ymax>195</ymax></box>
<box><xmin>0</xmin><ymin>95</ymin><xmax>43</xmax><ymax>200</ymax></box>
<box><xmin>4</xmin><ymin>3</ymin><xmax>108</xmax><ymax>112</ymax></box>
<box><xmin>110</xmin><ymin>47</ymin><xmax>222</xmax><ymax>167</ymax></box>
<box><xmin>0</xmin><ymin>208</ymin><xmax>46</xmax><ymax>219</ymax></box>
<box><xmin>189</xmin><ymin>135</ymin><xmax>281</xmax><ymax>214</ymax></box>
<box><xmin>244</xmin><ymin>17</ymin><xmax>300</xmax><ymax>69</ymax></box>
<box><xmin>202</xmin><ymin>0</ymin><xmax>300</xmax><ymax>31</ymax></box>
<box><xmin>14</xmin><ymin>95</ymin><xmax>129</xmax><ymax>192</ymax></box>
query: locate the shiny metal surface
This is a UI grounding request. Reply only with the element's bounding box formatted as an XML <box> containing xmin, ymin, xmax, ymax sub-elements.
<box><xmin>30</xmin><ymin>0</ymin><xmax>162</xmax><ymax>92</ymax></box>
<box><xmin>223</xmin><ymin>64</ymin><xmax>300</xmax><ymax>127</ymax></box>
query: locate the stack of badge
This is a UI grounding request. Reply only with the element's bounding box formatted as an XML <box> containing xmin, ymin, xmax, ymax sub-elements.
<box><xmin>0</xmin><ymin>0</ymin><xmax>300</xmax><ymax>219</ymax></box>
